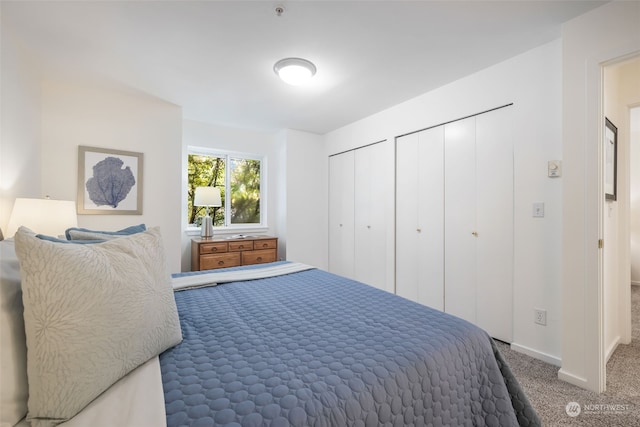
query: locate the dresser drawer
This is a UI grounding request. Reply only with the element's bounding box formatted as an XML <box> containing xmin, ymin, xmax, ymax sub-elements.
<box><xmin>242</xmin><ymin>249</ymin><xmax>276</xmax><ymax>265</ymax></box>
<box><xmin>200</xmin><ymin>252</ymin><xmax>241</xmax><ymax>270</ymax></box>
<box><xmin>199</xmin><ymin>242</ymin><xmax>228</xmax><ymax>255</ymax></box>
<box><xmin>253</xmin><ymin>239</ymin><xmax>277</xmax><ymax>250</ymax></box>
<box><xmin>229</xmin><ymin>240</ymin><xmax>253</xmax><ymax>252</ymax></box>
<box><xmin>192</xmin><ymin>236</ymin><xmax>278</xmax><ymax>271</ymax></box>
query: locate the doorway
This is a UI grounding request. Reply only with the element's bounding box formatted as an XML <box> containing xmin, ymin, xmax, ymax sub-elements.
<box><xmin>602</xmin><ymin>57</ymin><xmax>640</xmax><ymax>369</ymax></box>
<box><xmin>631</xmin><ymin>107</ymin><xmax>640</xmax><ymax>289</ymax></box>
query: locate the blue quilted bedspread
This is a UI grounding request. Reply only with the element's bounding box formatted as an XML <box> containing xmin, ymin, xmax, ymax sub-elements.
<box><xmin>160</xmin><ymin>265</ymin><xmax>539</xmax><ymax>426</ymax></box>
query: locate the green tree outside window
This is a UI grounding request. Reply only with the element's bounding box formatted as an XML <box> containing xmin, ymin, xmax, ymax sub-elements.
<box><xmin>187</xmin><ymin>152</ymin><xmax>262</xmax><ymax>227</ymax></box>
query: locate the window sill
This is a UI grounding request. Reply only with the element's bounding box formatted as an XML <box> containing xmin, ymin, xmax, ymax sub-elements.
<box><xmin>185</xmin><ymin>226</ymin><xmax>270</xmax><ymax>239</ymax></box>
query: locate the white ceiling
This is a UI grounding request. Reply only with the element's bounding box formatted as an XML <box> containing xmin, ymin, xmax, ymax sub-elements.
<box><xmin>2</xmin><ymin>0</ymin><xmax>605</xmax><ymax>134</ymax></box>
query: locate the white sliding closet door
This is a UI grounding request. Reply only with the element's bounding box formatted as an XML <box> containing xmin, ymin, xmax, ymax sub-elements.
<box><xmin>395</xmin><ymin>107</ymin><xmax>513</xmax><ymax>342</ymax></box>
<box><xmin>354</xmin><ymin>142</ymin><xmax>388</xmax><ymax>291</ymax></box>
<box><xmin>396</xmin><ymin>128</ymin><xmax>445</xmax><ymax>309</ymax></box>
<box><xmin>475</xmin><ymin>108</ymin><xmax>513</xmax><ymax>342</ymax></box>
<box><xmin>444</xmin><ymin>117</ymin><xmax>477</xmax><ymax>324</ymax></box>
<box><xmin>328</xmin><ymin>151</ymin><xmax>355</xmax><ymax>279</ymax></box>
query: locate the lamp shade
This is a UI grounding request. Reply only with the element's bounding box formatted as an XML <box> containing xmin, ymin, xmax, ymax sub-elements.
<box><xmin>6</xmin><ymin>198</ymin><xmax>78</xmax><ymax>238</ymax></box>
<box><xmin>194</xmin><ymin>187</ymin><xmax>221</xmax><ymax>207</ymax></box>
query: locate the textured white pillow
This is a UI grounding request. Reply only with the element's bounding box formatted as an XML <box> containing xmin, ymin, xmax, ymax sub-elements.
<box><xmin>0</xmin><ymin>239</ymin><xmax>28</xmax><ymax>426</ymax></box>
<box><xmin>14</xmin><ymin>226</ymin><xmax>182</xmax><ymax>427</ymax></box>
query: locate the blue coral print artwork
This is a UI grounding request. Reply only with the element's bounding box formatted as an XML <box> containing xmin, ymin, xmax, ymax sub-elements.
<box><xmin>78</xmin><ymin>146</ymin><xmax>142</xmax><ymax>214</ymax></box>
<box><xmin>86</xmin><ymin>156</ymin><xmax>135</xmax><ymax>208</ymax></box>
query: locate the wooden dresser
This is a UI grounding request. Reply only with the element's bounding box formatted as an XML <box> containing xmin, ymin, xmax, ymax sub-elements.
<box><xmin>191</xmin><ymin>235</ymin><xmax>278</xmax><ymax>271</ymax></box>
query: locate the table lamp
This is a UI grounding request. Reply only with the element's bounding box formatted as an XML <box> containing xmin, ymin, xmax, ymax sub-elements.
<box><xmin>194</xmin><ymin>187</ymin><xmax>221</xmax><ymax>238</ymax></box>
<box><xmin>6</xmin><ymin>197</ymin><xmax>78</xmax><ymax>238</ymax></box>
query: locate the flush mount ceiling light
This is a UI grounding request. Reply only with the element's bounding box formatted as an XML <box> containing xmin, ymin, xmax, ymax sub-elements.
<box><xmin>273</xmin><ymin>57</ymin><xmax>317</xmax><ymax>86</ymax></box>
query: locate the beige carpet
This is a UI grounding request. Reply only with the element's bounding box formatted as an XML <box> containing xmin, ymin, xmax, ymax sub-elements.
<box><xmin>496</xmin><ymin>285</ymin><xmax>640</xmax><ymax>426</ymax></box>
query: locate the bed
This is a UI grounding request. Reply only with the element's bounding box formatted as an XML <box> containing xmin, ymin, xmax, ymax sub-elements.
<box><xmin>1</xmin><ymin>227</ymin><xmax>540</xmax><ymax>427</ymax></box>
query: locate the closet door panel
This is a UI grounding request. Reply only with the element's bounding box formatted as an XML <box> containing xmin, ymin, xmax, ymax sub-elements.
<box><xmin>329</xmin><ymin>151</ymin><xmax>355</xmax><ymax>279</ymax></box>
<box><xmin>417</xmin><ymin>127</ymin><xmax>445</xmax><ymax>310</ymax></box>
<box><xmin>396</xmin><ymin>128</ymin><xmax>444</xmax><ymax>309</ymax></box>
<box><xmin>396</xmin><ymin>133</ymin><xmax>420</xmax><ymax>301</ymax></box>
<box><xmin>368</xmin><ymin>142</ymin><xmax>391</xmax><ymax>291</ymax></box>
<box><xmin>354</xmin><ymin>143</ymin><xmax>388</xmax><ymax>291</ymax></box>
<box><xmin>475</xmin><ymin>108</ymin><xmax>514</xmax><ymax>342</ymax></box>
<box><xmin>354</xmin><ymin>146</ymin><xmax>371</xmax><ymax>281</ymax></box>
<box><xmin>444</xmin><ymin>117</ymin><xmax>477</xmax><ymax>323</ymax></box>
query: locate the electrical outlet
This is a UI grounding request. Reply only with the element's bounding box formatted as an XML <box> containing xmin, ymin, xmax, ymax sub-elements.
<box><xmin>534</xmin><ymin>309</ymin><xmax>547</xmax><ymax>326</ymax></box>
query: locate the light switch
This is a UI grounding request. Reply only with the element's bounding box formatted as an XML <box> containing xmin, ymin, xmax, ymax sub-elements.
<box><xmin>533</xmin><ymin>202</ymin><xmax>545</xmax><ymax>218</ymax></box>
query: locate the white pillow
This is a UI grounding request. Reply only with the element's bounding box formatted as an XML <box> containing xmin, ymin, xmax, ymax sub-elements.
<box><xmin>14</xmin><ymin>226</ymin><xmax>182</xmax><ymax>427</ymax></box>
<box><xmin>0</xmin><ymin>239</ymin><xmax>28</xmax><ymax>426</ymax></box>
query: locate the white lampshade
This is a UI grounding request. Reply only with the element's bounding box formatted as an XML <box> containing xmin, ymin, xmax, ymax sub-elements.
<box><xmin>6</xmin><ymin>198</ymin><xmax>78</xmax><ymax>238</ymax></box>
<box><xmin>194</xmin><ymin>187</ymin><xmax>222</xmax><ymax>207</ymax></box>
<box><xmin>273</xmin><ymin>57</ymin><xmax>317</xmax><ymax>86</ymax></box>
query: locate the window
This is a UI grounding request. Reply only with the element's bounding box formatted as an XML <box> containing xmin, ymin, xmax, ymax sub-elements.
<box><xmin>187</xmin><ymin>148</ymin><xmax>264</xmax><ymax>229</ymax></box>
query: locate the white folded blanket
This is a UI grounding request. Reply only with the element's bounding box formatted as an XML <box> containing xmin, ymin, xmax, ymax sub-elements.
<box><xmin>171</xmin><ymin>262</ymin><xmax>315</xmax><ymax>291</ymax></box>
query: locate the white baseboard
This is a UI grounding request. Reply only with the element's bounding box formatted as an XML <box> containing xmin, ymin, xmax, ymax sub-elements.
<box><xmin>509</xmin><ymin>342</ymin><xmax>562</xmax><ymax>367</ymax></box>
<box><xmin>605</xmin><ymin>335</ymin><xmax>621</xmax><ymax>363</ymax></box>
<box><xmin>558</xmin><ymin>369</ymin><xmax>589</xmax><ymax>389</ymax></box>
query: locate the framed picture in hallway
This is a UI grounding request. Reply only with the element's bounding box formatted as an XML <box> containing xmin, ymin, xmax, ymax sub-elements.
<box><xmin>77</xmin><ymin>146</ymin><xmax>144</xmax><ymax>214</ymax></box>
<box><xmin>604</xmin><ymin>118</ymin><xmax>617</xmax><ymax>201</ymax></box>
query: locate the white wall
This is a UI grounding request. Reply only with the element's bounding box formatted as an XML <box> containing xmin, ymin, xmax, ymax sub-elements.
<box><xmin>632</xmin><ymin>107</ymin><xmax>640</xmax><ymax>286</ymax></box>
<box><xmin>40</xmin><ymin>80</ymin><xmax>184</xmax><ymax>272</ymax></box>
<box><xmin>283</xmin><ymin>129</ymin><xmax>328</xmax><ymax>269</ymax></box>
<box><xmin>0</xmin><ymin>22</ymin><xmax>43</xmax><ymax>231</ymax></box>
<box><xmin>325</xmin><ymin>40</ymin><xmax>564</xmax><ymax>365</ymax></box>
<box><xmin>561</xmin><ymin>0</ymin><xmax>640</xmax><ymax>392</ymax></box>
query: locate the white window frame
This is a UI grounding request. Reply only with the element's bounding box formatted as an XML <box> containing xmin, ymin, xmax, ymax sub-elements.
<box><xmin>187</xmin><ymin>146</ymin><xmax>267</xmax><ymax>234</ymax></box>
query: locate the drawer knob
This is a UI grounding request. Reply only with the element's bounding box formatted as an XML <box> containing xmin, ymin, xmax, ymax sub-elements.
<box><xmin>257</xmin><ymin>257</ymin><xmax>263</xmax><ymax>262</ymax></box>
<box><xmin>238</xmin><ymin>245</ymin><xmax>245</xmax><ymax>249</ymax></box>
<box><xmin>262</xmin><ymin>243</ymin><xmax>268</xmax><ymax>248</ymax></box>
<box><xmin>218</xmin><ymin>260</ymin><xmax>224</xmax><ymax>265</ymax></box>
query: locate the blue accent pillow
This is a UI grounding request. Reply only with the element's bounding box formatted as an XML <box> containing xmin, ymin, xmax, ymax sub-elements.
<box><xmin>65</xmin><ymin>224</ymin><xmax>146</xmax><ymax>241</ymax></box>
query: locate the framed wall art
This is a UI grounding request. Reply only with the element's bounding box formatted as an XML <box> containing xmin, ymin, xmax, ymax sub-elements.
<box><xmin>604</xmin><ymin>118</ymin><xmax>617</xmax><ymax>201</ymax></box>
<box><xmin>77</xmin><ymin>146</ymin><xmax>143</xmax><ymax>214</ymax></box>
